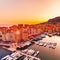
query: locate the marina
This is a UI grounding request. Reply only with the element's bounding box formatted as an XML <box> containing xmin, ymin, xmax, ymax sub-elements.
<box><xmin>0</xmin><ymin>47</ymin><xmax>13</xmax><ymax>60</ymax></box>
<box><xmin>1</xmin><ymin>49</ymin><xmax>40</xmax><ymax>60</ymax></box>
<box><xmin>28</xmin><ymin>36</ymin><xmax>60</xmax><ymax>60</ymax></box>
<box><xmin>0</xmin><ymin>35</ymin><xmax>60</xmax><ymax>60</ymax></box>
<box><xmin>1</xmin><ymin>0</ymin><xmax>60</xmax><ymax>60</ymax></box>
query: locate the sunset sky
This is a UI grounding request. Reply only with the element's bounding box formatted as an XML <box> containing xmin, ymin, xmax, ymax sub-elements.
<box><xmin>0</xmin><ymin>0</ymin><xmax>60</xmax><ymax>25</ymax></box>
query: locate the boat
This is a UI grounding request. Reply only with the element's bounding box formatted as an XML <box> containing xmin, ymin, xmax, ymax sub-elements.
<box><xmin>17</xmin><ymin>41</ymin><xmax>32</xmax><ymax>50</ymax></box>
<box><xmin>44</xmin><ymin>43</ymin><xmax>47</xmax><ymax>47</ymax></box>
<box><xmin>52</xmin><ymin>43</ymin><xmax>57</xmax><ymax>46</ymax></box>
<box><xmin>10</xmin><ymin>51</ymin><xmax>22</xmax><ymax>60</ymax></box>
<box><xmin>49</xmin><ymin>44</ymin><xmax>56</xmax><ymax>49</ymax></box>
<box><xmin>27</xmin><ymin>49</ymin><xmax>35</xmax><ymax>55</ymax></box>
<box><xmin>1</xmin><ymin>55</ymin><xmax>13</xmax><ymax>60</ymax></box>
<box><xmin>56</xmin><ymin>33</ymin><xmax>60</xmax><ymax>36</ymax></box>
<box><xmin>33</xmin><ymin>51</ymin><xmax>39</xmax><ymax>57</ymax></box>
<box><xmin>40</xmin><ymin>34</ymin><xmax>46</xmax><ymax>38</ymax></box>
<box><xmin>22</xmin><ymin>49</ymin><xmax>35</xmax><ymax>56</ymax></box>
<box><xmin>16</xmin><ymin>55</ymin><xmax>26</xmax><ymax>60</ymax></box>
<box><xmin>48</xmin><ymin>34</ymin><xmax>52</xmax><ymax>37</ymax></box>
<box><xmin>22</xmin><ymin>49</ymin><xmax>28</xmax><ymax>53</ymax></box>
<box><xmin>24</xmin><ymin>56</ymin><xmax>29</xmax><ymax>60</ymax></box>
<box><xmin>35</xmin><ymin>42</ymin><xmax>39</xmax><ymax>45</ymax></box>
<box><xmin>39</xmin><ymin>42</ymin><xmax>44</xmax><ymax>46</ymax></box>
<box><xmin>29</xmin><ymin>57</ymin><xmax>33</xmax><ymax>60</ymax></box>
<box><xmin>49</xmin><ymin>45</ymin><xmax>52</xmax><ymax>48</ymax></box>
<box><xmin>52</xmin><ymin>45</ymin><xmax>56</xmax><ymax>49</ymax></box>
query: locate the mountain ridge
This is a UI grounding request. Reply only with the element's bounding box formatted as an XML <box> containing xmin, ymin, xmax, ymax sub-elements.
<box><xmin>48</xmin><ymin>16</ymin><xmax>60</xmax><ymax>23</ymax></box>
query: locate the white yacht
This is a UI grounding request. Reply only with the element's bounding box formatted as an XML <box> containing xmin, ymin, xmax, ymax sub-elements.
<box><xmin>35</xmin><ymin>42</ymin><xmax>39</xmax><ymax>45</ymax></box>
<box><xmin>49</xmin><ymin>45</ymin><xmax>52</xmax><ymax>48</ymax></box>
<box><xmin>49</xmin><ymin>44</ymin><xmax>56</xmax><ymax>49</ymax></box>
<box><xmin>10</xmin><ymin>51</ymin><xmax>22</xmax><ymax>60</ymax></box>
<box><xmin>52</xmin><ymin>45</ymin><xmax>56</xmax><ymax>49</ymax></box>
<box><xmin>29</xmin><ymin>57</ymin><xmax>33</xmax><ymax>60</ymax></box>
<box><xmin>27</xmin><ymin>49</ymin><xmax>35</xmax><ymax>55</ymax></box>
<box><xmin>44</xmin><ymin>43</ymin><xmax>47</xmax><ymax>47</ymax></box>
<box><xmin>22</xmin><ymin>49</ymin><xmax>35</xmax><ymax>55</ymax></box>
<box><xmin>40</xmin><ymin>34</ymin><xmax>45</xmax><ymax>38</ymax></box>
<box><xmin>21</xmin><ymin>41</ymin><xmax>31</xmax><ymax>47</ymax></box>
<box><xmin>24</xmin><ymin>56</ymin><xmax>29</xmax><ymax>60</ymax></box>
<box><xmin>52</xmin><ymin>46</ymin><xmax>56</xmax><ymax>49</ymax></box>
<box><xmin>1</xmin><ymin>55</ymin><xmax>13</xmax><ymax>60</ymax></box>
<box><xmin>52</xmin><ymin>43</ymin><xmax>57</xmax><ymax>46</ymax></box>
<box><xmin>22</xmin><ymin>49</ymin><xmax>28</xmax><ymax>53</ymax></box>
<box><xmin>39</xmin><ymin>42</ymin><xmax>44</xmax><ymax>46</ymax></box>
<box><xmin>48</xmin><ymin>34</ymin><xmax>52</xmax><ymax>37</ymax></box>
<box><xmin>33</xmin><ymin>51</ymin><xmax>39</xmax><ymax>57</ymax></box>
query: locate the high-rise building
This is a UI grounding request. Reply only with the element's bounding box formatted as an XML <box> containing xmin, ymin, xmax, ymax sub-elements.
<box><xmin>15</xmin><ymin>30</ymin><xmax>21</xmax><ymax>42</ymax></box>
<box><xmin>0</xmin><ymin>31</ymin><xmax>2</xmax><ymax>41</ymax></box>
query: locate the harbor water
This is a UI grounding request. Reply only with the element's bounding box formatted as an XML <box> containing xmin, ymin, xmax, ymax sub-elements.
<box><xmin>0</xmin><ymin>36</ymin><xmax>60</xmax><ymax>60</ymax></box>
<box><xmin>0</xmin><ymin>47</ymin><xmax>13</xmax><ymax>59</ymax></box>
<box><xmin>28</xmin><ymin>36</ymin><xmax>60</xmax><ymax>60</ymax></box>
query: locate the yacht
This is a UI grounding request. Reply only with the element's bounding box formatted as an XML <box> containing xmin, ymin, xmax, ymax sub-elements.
<box><xmin>1</xmin><ymin>55</ymin><xmax>13</xmax><ymax>60</ymax></box>
<box><xmin>52</xmin><ymin>43</ymin><xmax>57</xmax><ymax>46</ymax></box>
<box><xmin>44</xmin><ymin>43</ymin><xmax>47</xmax><ymax>47</ymax></box>
<box><xmin>52</xmin><ymin>45</ymin><xmax>56</xmax><ymax>49</ymax></box>
<box><xmin>10</xmin><ymin>51</ymin><xmax>22</xmax><ymax>60</ymax></box>
<box><xmin>40</xmin><ymin>34</ymin><xmax>46</xmax><ymax>38</ymax></box>
<box><xmin>48</xmin><ymin>34</ymin><xmax>52</xmax><ymax>37</ymax></box>
<box><xmin>57</xmin><ymin>33</ymin><xmax>60</xmax><ymax>36</ymax></box>
<box><xmin>24</xmin><ymin>56</ymin><xmax>29</xmax><ymax>60</ymax></box>
<box><xmin>22</xmin><ymin>49</ymin><xmax>35</xmax><ymax>56</ymax></box>
<box><xmin>27</xmin><ymin>49</ymin><xmax>35</xmax><ymax>55</ymax></box>
<box><xmin>33</xmin><ymin>51</ymin><xmax>39</xmax><ymax>57</ymax></box>
<box><xmin>49</xmin><ymin>44</ymin><xmax>56</xmax><ymax>49</ymax></box>
<box><xmin>39</xmin><ymin>42</ymin><xmax>44</xmax><ymax>46</ymax></box>
<box><xmin>22</xmin><ymin>49</ymin><xmax>28</xmax><ymax>53</ymax></box>
<box><xmin>29</xmin><ymin>57</ymin><xmax>33</xmax><ymax>60</ymax></box>
<box><xmin>49</xmin><ymin>44</ymin><xmax>52</xmax><ymax>48</ymax></box>
<box><xmin>35</xmin><ymin>42</ymin><xmax>39</xmax><ymax>45</ymax></box>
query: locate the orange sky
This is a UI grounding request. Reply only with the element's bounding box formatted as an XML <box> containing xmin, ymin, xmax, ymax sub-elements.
<box><xmin>0</xmin><ymin>0</ymin><xmax>60</xmax><ymax>25</ymax></box>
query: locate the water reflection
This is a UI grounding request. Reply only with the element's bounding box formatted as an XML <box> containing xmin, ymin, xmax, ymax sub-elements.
<box><xmin>28</xmin><ymin>36</ymin><xmax>60</xmax><ymax>60</ymax></box>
